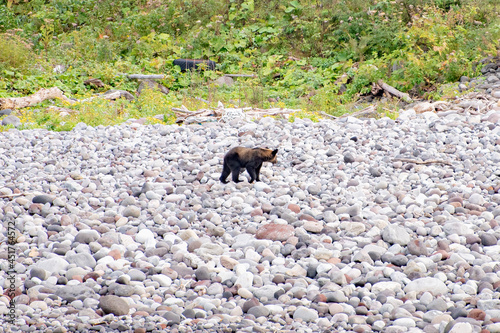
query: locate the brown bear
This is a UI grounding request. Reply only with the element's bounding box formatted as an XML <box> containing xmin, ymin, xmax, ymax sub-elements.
<box><xmin>220</xmin><ymin>147</ymin><xmax>278</xmax><ymax>183</ymax></box>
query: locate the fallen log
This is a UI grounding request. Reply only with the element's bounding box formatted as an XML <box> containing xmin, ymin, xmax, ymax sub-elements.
<box><xmin>128</xmin><ymin>74</ymin><xmax>165</xmax><ymax>80</ymax></box>
<box><xmin>376</xmin><ymin>80</ymin><xmax>413</xmax><ymax>103</ymax></box>
<box><xmin>0</xmin><ymin>87</ymin><xmax>75</xmax><ymax>110</ymax></box>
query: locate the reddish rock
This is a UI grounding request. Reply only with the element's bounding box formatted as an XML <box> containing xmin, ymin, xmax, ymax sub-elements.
<box><xmin>299</xmin><ymin>214</ymin><xmax>317</xmax><ymax>222</ymax></box>
<box><xmin>144</xmin><ymin>170</ymin><xmax>158</xmax><ymax>177</ymax></box>
<box><xmin>314</xmin><ymin>294</ymin><xmax>327</xmax><ymax>303</ymax></box>
<box><xmin>327</xmin><ymin>258</ymin><xmax>341</xmax><ymax>264</ymax></box>
<box><xmin>101</xmin><ymin>216</ymin><xmax>115</xmax><ymax>224</ymax></box>
<box><xmin>250</xmin><ymin>208</ymin><xmax>264</xmax><ymax>217</ymax></box>
<box><xmin>132</xmin><ymin>311</ymin><xmax>150</xmax><ymax>317</ymax></box>
<box><xmin>4</xmin><ymin>288</ymin><xmax>22</xmax><ymax>299</ymax></box>
<box><xmin>70</xmin><ymin>275</ymin><xmax>83</xmax><ymax>283</ymax></box>
<box><xmin>242</xmin><ymin>298</ymin><xmax>260</xmax><ymax>313</ymax></box>
<box><xmin>287</xmin><ymin>203</ymin><xmax>301</xmax><ymax>214</ymax></box>
<box><xmin>272</xmin><ymin>274</ymin><xmax>285</xmax><ymax>284</ymax></box>
<box><xmin>468</xmin><ymin>309</ymin><xmax>486</xmax><ymax>321</ymax></box>
<box><xmin>83</xmin><ymin>272</ymin><xmax>100</xmax><ymax>282</ymax></box>
<box><xmin>261</xmin><ymin>203</ymin><xmax>273</xmax><ymax>213</ymax></box>
<box><xmin>108</xmin><ymin>249</ymin><xmax>122</xmax><ymax>260</ymax></box>
<box><xmin>60</xmin><ymin>215</ymin><xmax>72</xmax><ymax>226</ymax></box>
<box><xmin>28</xmin><ymin>203</ymin><xmax>43</xmax><ymax>215</ymax></box>
<box><xmin>287</xmin><ymin>236</ymin><xmax>299</xmax><ymax>246</ymax></box>
<box><xmin>437</xmin><ymin>240</ymin><xmax>450</xmax><ymax>251</ymax></box>
<box><xmin>255</xmin><ymin>223</ymin><xmax>294</xmax><ymax>241</ymax></box>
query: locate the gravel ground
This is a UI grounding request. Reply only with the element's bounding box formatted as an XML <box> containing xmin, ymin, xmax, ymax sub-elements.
<box><xmin>2</xmin><ymin>65</ymin><xmax>500</xmax><ymax>333</ymax></box>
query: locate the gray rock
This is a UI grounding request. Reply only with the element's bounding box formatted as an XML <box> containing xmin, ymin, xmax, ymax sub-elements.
<box><xmin>162</xmin><ymin>311</ymin><xmax>181</xmax><ymax>325</ymax></box>
<box><xmin>32</xmin><ymin>195</ymin><xmax>55</xmax><ymax>204</ymax></box>
<box><xmin>102</xmin><ymin>89</ymin><xmax>135</xmax><ymax>101</ymax></box>
<box><xmin>128</xmin><ymin>269</ymin><xmax>146</xmax><ymax>281</ymax></box>
<box><xmin>480</xmin><ymin>233</ymin><xmax>497</xmax><ymax>246</ymax></box>
<box><xmin>369</xmin><ymin>167</ymin><xmax>382</xmax><ymax>177</ymax></box>
<box><xmin>137</xmin><ymin>79</ymin><xmax>169</xmax><ymax>95</ymax></box>
<box><xmin>66</xmin><ymin>253</ymin><xmax>97</xmax><ymax>268</ymax></box>
<box><xmin>248</xmin><ymin>306</ymin><xmax>270</xmax><ymax>318</ymax></box>
<box><xmin>427</xmin><ymin>298</ymin><xmax>448</xmax><ymax>312</ymax></box>
<box><xmin>195</xmin><ymin>266</ymin><xmax>210</xmax><ymax>281</ymax></box>
<box><xmin>382</xmin><ymin>225</ymin><xmax>410</xmax><ymax>245</ymax></box>
<box><xmin>99</xmin><ymin>295</ymin><xmax>130</xmax><ymax>316</ymax></box>
<box><xmin>34</xmin><ymin>257</ymin><xmax>69</xmax><ymax>274</ymax></box>
<box><xmin>214</xmin><ymin>75</ymin><xmax>234</xmax><ymax>87</ymax></box>
<box><xmin>344</xmin><ymin>153</ymin><xmax>355</xmax><ymax>163</ymax></box>
<box><xmin>56</xmin><ymin>285</ymin><xmax>96</xmax><ymax>301</ymax></box>
<box><xmin>74</xmin><ymin>230</ymin><xmax>100</xmax><ymax>244</ymax></box>
<box><xmin>30</xmin><ymin>267</ymin><xmax>48</xmax><ymax>280</ymax></box>
<box><xmin>123</xmin><ymin>206</ymin><xmax>141</xmax><ymax>218</ymax></box>
<box><xmin>293</xmin><ymin>306</ymin><xmax>318</xmax><ymax>322</ymax></box>
<box><xmin>2</xmin><ymin>115</ymin><xmax>21</xmax><ymax>127</ymax></box>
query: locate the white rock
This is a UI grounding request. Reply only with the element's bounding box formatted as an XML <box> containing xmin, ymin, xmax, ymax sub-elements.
<box><xmin>382</xmin><ymin>225</ymin><xmax>410</xmax><ymax>245</ymax></box>
<box><xmin>404</xmin><ymin>277</ymin><xmax>448</xmax><ymax>295</ymax></box>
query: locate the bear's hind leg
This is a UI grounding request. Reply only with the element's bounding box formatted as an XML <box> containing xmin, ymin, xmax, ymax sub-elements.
<box><xmin>231</xmin><ymin>167</ymin><xmax>242</xmax><ymax>183</ymax></box>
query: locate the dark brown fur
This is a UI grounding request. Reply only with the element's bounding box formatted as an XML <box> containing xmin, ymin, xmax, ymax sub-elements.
<box><xmin>220</xmin><ymin>147</ymin><xmax>278</xmax><ymax>183</ymax></box>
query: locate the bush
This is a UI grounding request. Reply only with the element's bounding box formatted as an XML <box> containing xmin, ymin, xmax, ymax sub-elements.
<box><xmin>0</xmin><ymin>33</ymin><xmax>34</xmax><ymax>72</ymax></box>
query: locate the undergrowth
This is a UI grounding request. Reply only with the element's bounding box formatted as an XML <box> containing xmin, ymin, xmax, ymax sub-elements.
<box><xmin>1</xmin><ymin>0</ymin><xmax>499</xmax><ymax>129</ymax></box>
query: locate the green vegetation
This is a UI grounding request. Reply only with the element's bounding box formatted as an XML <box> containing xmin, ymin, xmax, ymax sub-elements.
<box><xmin>1</xmin><ymin>0</ymin><xmax>500</xmax><ymax>130</ymax></box>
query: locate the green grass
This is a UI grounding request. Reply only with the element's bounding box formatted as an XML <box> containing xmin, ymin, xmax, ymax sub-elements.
<box><xmin>1</xmin><ymin>0</ymin><xmax>500</xmax><ymax>129</ymax></box>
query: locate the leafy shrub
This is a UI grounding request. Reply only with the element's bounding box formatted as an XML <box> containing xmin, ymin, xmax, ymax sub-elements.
<box><xmin>0</xmin><ymin>33</ymin><xmax>34</xmax><ymax>72</ymax></box>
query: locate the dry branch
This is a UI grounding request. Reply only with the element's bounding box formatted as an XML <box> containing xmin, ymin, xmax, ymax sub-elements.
<box><xmin>376</xmin><ymin>80</ymin><xmax>413</xmax><ymax>103</ymax></box>
<box><xmin>224</xmin><ymin>74</ymin><xmax>256</xmax><ymax>78</ymax></box>
<box><xmin>0</xmin><ymin>192</ymin><xmax>29</xmax><ymax>199</ymax></box>
<box><xmin>0</xmin><ymin>87</ymin><xmax>75</xmax><ymax>110</ymax></box>
<box><xmin>393</xmin><ymin>158</ymin><xmax>452</xmax><ymax>166</ymax></box>
<box><xmin>319</xmin><ymin>111</ymin><xmax>337</xmax><ymax>119</ymax></box>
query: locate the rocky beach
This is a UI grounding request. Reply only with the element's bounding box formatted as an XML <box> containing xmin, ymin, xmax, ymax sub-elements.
<box><xmin>2</xmin><ymin>64</ymin><xmax>500</xmax><ymax>333</ymax></box>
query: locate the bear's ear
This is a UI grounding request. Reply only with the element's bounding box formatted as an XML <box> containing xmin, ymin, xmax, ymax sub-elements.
<box><xmin>272</xmin><ymin>149</ymin><xmax>278</xmax><ymax>156</ymax></box>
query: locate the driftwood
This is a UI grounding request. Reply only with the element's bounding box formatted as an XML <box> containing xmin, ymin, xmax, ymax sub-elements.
<box><xmin>0</xmin><ymin>87</ymin><xmax>75</xmax><ymax>110</ymax></box>
<box><xmin>376</xmin><ymin>80</ymin><xmax>413</xmax><ymax>103</ymax></box>
<box><xmin>393</xmin><ymin>158</ymin><xmax>452</xmax><ymax>166</ymax></box>
<box><xmin>0</xmin><ymin>193</ymin><xmax>26</xmax><ymax>199</ymax></box>
<box><xmin>128</xmin><ymin>74</ymin><xmax>165</xmax><ymax>80</ymax></box>
<box><xmin>341</xmin><ymin>105</ymin><xmax>377</xmax><ymax>118</ymax></box>
<box><xmin>172</xmin><ymin>105</ymin><xmax>299</xmax><ymax>124</ymax></box>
